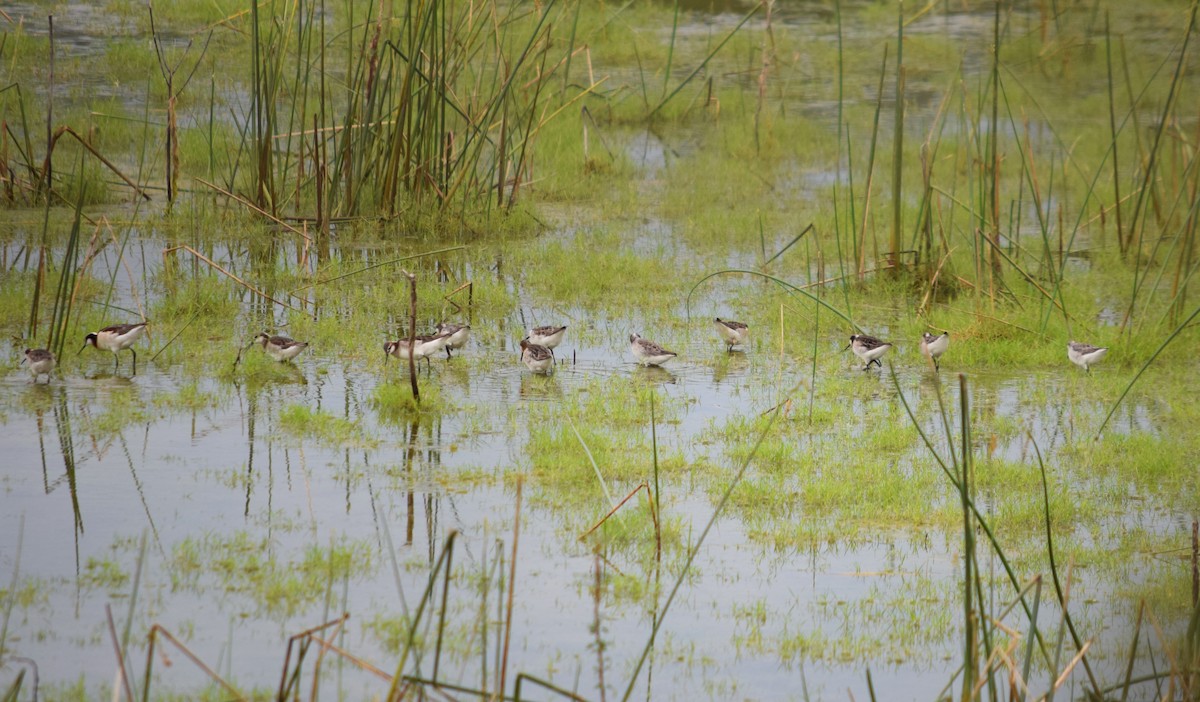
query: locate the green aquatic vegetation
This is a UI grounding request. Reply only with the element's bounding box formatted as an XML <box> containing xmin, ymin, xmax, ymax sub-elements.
<box><xmin>277</xmin><ymin>404</ymin><xmax>372</xmax><ymax>447</ymax></box>
<box><xmin>0</xmin><ymin>578</ymin><xmax>48</xmax><ymax>610</ymax></box>
<box><xmin>517</xmin><ymin>230</ymin><xmax>692</xmax><ymax>310</ymax></box>
<box><xmin>524</xmin><ymin>423</ymin><xmax>642</xmax><ymax>495</ymax></box>
<box><xmin>527</xmin><ymin>119</ymin><xmax>640</xmax><ymax>203</ymax></box>
<box><xmin>171</xmin><ymin>531</ymin><xmax>375</xmax><ymax>616</ymax></box>
<box><xmin>80</xmin><ymin>556</ymin><xmax>129</xmax><ymax>591</ymax></box>
<box><xmin>1076</xmin><ymin>430</ymin><xmax>1200</xmax><ymax>499</ymax></box>
<box><xmin>152</xmin><ymin>382</ymin><xmax>220</xmax><ymax>412</ymax></box>
<box><xmin>370</xmin><ymin>382</ymin><xmax>450</xmax><ymax>423</ymax></box>
<box><xmin>217</xmin><ymin>350</ymin><xmax>306</xmax><ymax>385</ymax></box>
<box><xmin>777</xmin><ymin>577</ymin><xmax>960</xmax><ymax>665</ymax></box>
<box><xmin>151</xmin><ymin>274</ymin><xmax>241</xmax><ymax>325</ymax></box>
<box><xmin>726</xmin><ymin>475</ymin><xmax>800</xmax><ymax>522</ymax></box>
<box><xmin>84</xmin><ymin>387</ymin><xmax>150</xmax><ymax>435</ymax></box>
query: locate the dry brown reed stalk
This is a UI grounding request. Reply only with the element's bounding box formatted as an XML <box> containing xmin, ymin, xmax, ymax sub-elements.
<box><xmin>65</xmin><ymin>220</ymin><xmax>108</xmax><ymax>321</ymax></box>
<box><xmin>498</xmin><ymin>476</ymin><xmax>523</xmax><ymax>701</ymax></box>
<box><xmin>402</xmin><ymin>269</ymin><xmax>419</xmax><ymax>402</ymax></box>
<box><xmin>148</xmin><ymin>4</ymin><xmax>211</xmax><ymax>204</ymax></box>
<box><xmin>43</xmin><ymin>16</ymin><xmax>53</xmax><ymax>199</ymax></box>
<box><xmin>104</xmin><ymin>219</ymin><xmax>148</xmax><ymax>323</ymax></box>
<box><xmin>592</xmin><ymin>553</ymin><xmax>607</xmax><ymax>702</ymax></box>
<box><xmin>442</xmin><ymin>281</ymin><xmax>472</xmax><ymax>315</ymax></box>
<box><xmin>889</xmin><ymin>6</ymin><xmax>904</xmax><ymax>274</ymax></box>
<box><xmin>578</xmin><ymin>482</ymin><xmax>654</xmax><ymax>541</ymax></box>
<box><xmin>193</xmin><ymin>177</ymin><xmax>312</xmax><ymax>242</ymax></box>
<box><xmin>142</xmin><ymin>624</ymin><xmax>245</xmax><ymax>701</ymax></box>
<box><xmin>1193</xmin><ymin>521</ymin><xmax>1198</xmax><ymax>607</ymax></box>
<box><xmin>162</xmin><ymin>245</ymin><xmax>308</xmax><ymax>315</ymax></box>
<box><xmin>917</xmin><ymin>247</ymin><xmax>956</xmax><ymax>315</ymax></box>
<box><xmin>1143</xmin><ymin>604</ymin><xmax>1184</xmax><ymax>689</ymax></box>
<box><xmin>276</xmin><ymin>614</ymin><xmax>351</xmax><ymax>701</ymax></box>
<box><xmin>1052</xmin><ymin>641</ymin><xmax>1094</xmax><ymax>693</ymax></box>
<box><xmin>514</xmin><ymin>673</ymin><xmax>590</xmax><ymax>701</ymax></box>
<box><xmin>308</xmin><ymin>615</ymin><xmax>349</xmax><ymax>701</ymax></box>
<box><xmin>308</xmin><ymin>633</ymin><xmax>392</xmax><ymax>682</ymax></box>
<box><xmin>44</xmin><ymin>126</ymin><xmax>151</xmax><ymax>201</ymax></box>
<box><xmin>105</xmin><ymin>604</ymin><xmax>134</xmax><ymax>702</ymax></box>
<box><xmin>977</xmin><ymin>233</ymin><xmax>1074</xmax><ymax>319</ymax></box>
<box><xmin>858</xmin><ymin>45</ymin><xmax>888</xmax><ymax>278</ymax></box>
<box><xmin>288</xmin><ymin>246</ymin><xmax>465</xmax><ymax>294</ymax></box>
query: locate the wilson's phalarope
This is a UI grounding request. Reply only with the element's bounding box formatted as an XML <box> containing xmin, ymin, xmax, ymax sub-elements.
<box><xmin>713</xmin><ymin>318</ymin><xmax>749</xmax><ymax>351</ymax></box>
<box><xmin>82</xmin><ymin>322</ymin><xmax>148</xmax><ymax>373</ymax></box>
<box><xmin>434</xmin><ymin>322</ymin><xmax>471</xmax><ymax>358</ymax></box>
<box><xmin>384</xmin><ymin>332</ymin><xmax>451</xmax><ymax>370</ymax></box>
<box><xmin>520</xmin><ymin>338</ymin><xmax>554</xmax><ymax>374</ymax></box>
<box><xmin>528</xmin><ymin>325</ymin><xmax>567</xmax><ymax>350</ymax></box>
<box><xmin>253</xmin><ymin>332</ymin><xmax>309</xmax><ymax>362</ymax></box>
<box><xmin>630</xmin><ymin>333</ymin><xmax>677</xmax><ymax>366</ymax></box>
<box><xmin>23</xmin><ymin>348</ymin><xmax>56</xmax><ymax>383</ymax></box>
<box><xmin>1067</xmin><ymin>340</ymin><xmax>1107</xmax><ymax>373</ymax></box>
<box><xmin>919</xmin><ymin>332</ymin><xmax>950</xmax><ymax>371</ymax></box>
<box><xmin>846</xmin><ymin>334</ymin><xmax>892</xmax><ymax>370</ymax></box>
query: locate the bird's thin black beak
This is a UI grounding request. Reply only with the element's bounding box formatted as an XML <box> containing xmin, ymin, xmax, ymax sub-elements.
<box><xmin>78</xmin><ymin>342</ymin><xmax>88</xmax><ymax>356</ymax></box>
<box><xmin>842</xmin><ymin>342</ymin><xmax>851</xmax><ymax>351</ymax></box>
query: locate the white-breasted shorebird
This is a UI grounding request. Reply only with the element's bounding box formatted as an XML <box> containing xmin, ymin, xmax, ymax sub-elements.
<box><xmin>82</xmin><ymin>322</ymin><xmax>148</xmax><ymax>373</ymax></box>
<box><xmin>520</xmin><ymin>338</ymin><xmax>554</xmax><ymax>374</ymax></box>
<box><xmin>435</xmin><ymin>322</ymin><xmax>471</xmax><ymax>358</ymax></box>
<box><xmin>384</xmin><ymin>332</ymin><xmax>451</xmax><ymax>370</ymax></box>
<box><xmin>714</xmin><ymin>318</ymin><xmax>749</xmax><ymax>351</ymax></box>
<box><xmin>846</xmin><ymin>333</ymin><xmax>892</xmax><ymax>370</ymax></box>
<box><xmin>528</xmin><ymin>325</ymin><xmax>567</xmax><ymax>350</ymax></box>
<box><xmin>253</xmin><ymin>332</ymin><xmax>309</xmax><ymax>362</ymax></box>
<box><xmin>1067</xmin><ymin>340</ymin><xmax>1107</xmax><ymax>373</ymax></box>
<box><xmin>23</xmin><ymin>348</ymin><xmax>56</xmax><ymax>383</ymax></box>
<box><xmin>919</xmin><ymin>332</ymin><xmax>950</xmax><ymax>371</ymax></box>
<box><xmin>630</xmin><ymin>333</ymin><xmax>677</xmax><ymax>366</ymax></box>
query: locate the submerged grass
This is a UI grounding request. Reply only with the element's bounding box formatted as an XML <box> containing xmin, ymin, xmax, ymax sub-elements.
<box><xmin>277</xmin><ymin>404</ymin><xmax>373</xmax><ymax>448</ymax></box>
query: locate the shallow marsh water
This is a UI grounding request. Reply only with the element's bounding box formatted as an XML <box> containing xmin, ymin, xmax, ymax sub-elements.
<box><xmin>1</xmin><ymin>0</ymin><xmax>1199</xmax><ymax>700</ymax></box>
<box><xmin>0</xmin><ymin>290</ymin><xmax>1189</xmax><ymax>699</ymax></box>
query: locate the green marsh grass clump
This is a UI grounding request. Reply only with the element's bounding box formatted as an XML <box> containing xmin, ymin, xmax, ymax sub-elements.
<box><xmin>518</xmin><ymin>230</ymin><xmax>692</xmax><ymax>308</ymax></box>
<box><xmin>86</xmin><ymin>386</ymin><xmax>151</xmax><ymax>435</ymax></box>
<box><xmin>152</xmin><ymin>382</ymin><xmax>219</xmax><ymax>412</ymax></box>
<box><xmin>151</xmin><ymin>274</ymin><xmax>241</xmax><ymax>323</ymax></box>
<box><xmin>0</xmin><ymin>577</ymin><xmax>48</xmax><ymax>610</ymax></box>
<box><xmin>80</xmin><ymin>556</ymin><xmax>130</xmax><ymax>591</ymax></box>
<box><xmin>277</xmin><ymin>404</ymin><xmax>372</xmax><ymax>447</ymax></box>
<box><xmin>171</xmin><ymin>532</ymin><xmax>374</xmax><ymax>616</ymax></box>
<box><xmin>370</xmin><ymin>382</ymin><xmax>450</xmax><ymax>423</ymax></box>
<box><xmin>218</xmin><ymin>347</ymin><xmax>306</xmax><ymax>385</ymax></box>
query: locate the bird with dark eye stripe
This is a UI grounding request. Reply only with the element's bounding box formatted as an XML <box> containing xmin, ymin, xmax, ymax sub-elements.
<box><xmin>845</xmin><ymin>333</ymin><xmax>892</xmax><ymax>371</ymax></box>
<box><xmin>384</xmin><ymin>332</ymin><xmax>451</xmax><ymax>370</ymax></box>
<box><xmin>253</xmin><ymin>332</ymin><xmax>309</xmax><ymax>363</ymax></box>
<box><xmin>82</xmin><ymin>322</ymin><xmax>148</xmax><ymax>373</ymax></box>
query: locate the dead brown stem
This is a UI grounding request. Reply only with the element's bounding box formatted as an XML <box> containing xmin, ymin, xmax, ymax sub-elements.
<box><xmin>578</xmin><ymin>483</ymin><xmax>650</xmax><ymax>541</ymax></box>
<box><xmin>163</xmin><ymin>245</ymin><xmax>309</xmax><ymax>315</ymax></box>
